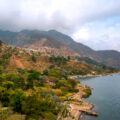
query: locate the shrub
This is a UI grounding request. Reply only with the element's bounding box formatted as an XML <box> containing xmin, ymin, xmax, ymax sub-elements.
<box><xmin>43</xmin><ymin>112</ymin><xmax>56</xmax><ymax>120</ymax></box>
<box><xmin>82</xmin><ymin>87</ymin><xmax>92</xmax><ymax>98</ymax></box>
<box><xmin>10</xmin><ymin>89</ymin><xmax>26</xmax><ymax>113</ymax></box>
<box><xmin>0</xmin><ymin>40</ymin><xmax>3</xmax><ymax>46</ymax></box>
<box><xmin>43</xmin><ymin>69</ymin><xmax>49</xmax><ymax>75</ymax></box>
<box><xmin>2</xmin><ymin>53</ymin><xmax>12</xmax><ymax>59</ymax></box>
<box><xmin>31</xmin><ymin>55</ymin><xmax>36</xmax><ymax>62</ymax></box>
<box><xmin>17</xmin><ymin>68</ymin><xmax>25</xmax><ymax>74</ymax></box>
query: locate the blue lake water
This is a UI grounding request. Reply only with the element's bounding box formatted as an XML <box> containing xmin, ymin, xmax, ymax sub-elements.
<box><xmin>77</xmin><ymin>74</ymin><xmax>120</xmax><ymax>120</ymax></box>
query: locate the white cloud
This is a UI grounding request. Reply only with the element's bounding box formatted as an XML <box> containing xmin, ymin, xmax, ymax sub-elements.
<box><xmin>72</xmin><ymin>27</ymin><xmax>90</xmax><ymax>40</ymax></box>
<box><xmin>0</xmin><ymin>0</ymin><xmax>120</xmax><ymax>50</ymax></box>
<box><xmin>73</xmin><ymin>22</ymin><xmax>120</xmax><ymax>51</ymax></box>
<box><xmin>0</xmin><ymin>0</ymin><xmax>120</xmax><ymax>32</ymax></box>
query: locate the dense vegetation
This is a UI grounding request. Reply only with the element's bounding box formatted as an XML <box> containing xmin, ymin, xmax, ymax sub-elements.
<box><xmin>82</xmin><ymin>87</ymin><xmax>92</xmax><ymax>98</ymax></box>
<box><xmin>0</xmin><ymin>68</ymin><xmax>79</xmax><ymax>120</ymax></box>
<box><xmin>75</xmin><ymin>56</ymin><xmax>119</xmax><ymax>74</ymax></box>
<box><xmin>0</xmin><ymin>42</ymin><xmax>118</xmax><ymax>119</ymax></box>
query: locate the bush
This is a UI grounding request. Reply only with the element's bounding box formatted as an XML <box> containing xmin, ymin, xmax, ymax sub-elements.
<box><xmin>17</xmin><ymin>68</ymin><xmax>26</xmax><ymax>74</ymax></box>
<box><xmin>31</xmin><ymin>55</ymin><xmax>36</xmax><ymax>62</ymax></box>
<box><xmin>82</xmin><ymin>87</ymin><xmax>92</xmax><ymax>98</ymax></box>
<box><xmin>27</xmin><ymin>71</ymin><xmax>42</xmax><ymax>89</ymax></box>
<box><xmin>3</xmin><ymin>73</ymin><xmax>25</xmax><ymax>89</ymax></box>
<box><xmin>42</xmin><ymin>112</ymin><xmax>56</xmax><ymax>120</ymax></box>
<box><xmin>48</xmin><ymin>68</ymin><xmax>68</xmax><ymax>79</ymax></box>
<box><xmin>0</xmin><ymin>40</ymin><xmax>3</xmax><ymax>46</ymax></box>
<box><xmin>2</xmin><ymin>53</ymin><xmax>12</xmax><ymax>59</ymax></box>
<box><xmin>10</xmin><ymin>89</ymin><xmax>26</xmax><ymax>113</ymax></box>
<box><xmin>43</xmin><ymin>69</ymin><xmax>49</xmax><ymax>75</ymax></box>
<box><xmin>0</xmin><ymin>88</ymin><xmax>12</xmax><ymax>107</ymax></box>
<box><xmin>22</xmin><ymin>95</ymin><xmax>41</xmax><ymax>120</ymax></box>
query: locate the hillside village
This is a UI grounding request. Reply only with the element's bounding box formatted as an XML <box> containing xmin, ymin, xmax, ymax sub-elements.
<box><xmin>0</xmin><ymin>40</ymin><xmax>118</xmax><ymax>120</ymax></box>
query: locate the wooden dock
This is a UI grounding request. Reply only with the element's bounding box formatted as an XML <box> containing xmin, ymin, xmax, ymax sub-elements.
<box><xmin>79</xmin><ymin>110</ymin><xmax>98</xmax><ymax>116</ymax></box>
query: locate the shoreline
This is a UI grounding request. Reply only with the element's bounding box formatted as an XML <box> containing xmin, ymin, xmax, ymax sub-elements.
<box><xmin>60</xmin><ymin>72</ymin><xmax>119</xmax><ymax>120</ymax></box>
<box><xmin>61</xmin><ymin>84</ymin><xmax>95</xmax><ymax>120</ymax></box>
<box><xmin>69</xmin><ymin>72</ymin><xmax>119</xmax><ymax>79</ymax></box>
<box><xmin>74</xmin><ymin>72</ymin><xmax>119</xmax><ymax>120</ymax></box>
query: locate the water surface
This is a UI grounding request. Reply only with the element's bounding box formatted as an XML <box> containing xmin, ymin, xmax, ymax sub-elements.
<box><xmin>77</xmin><ymin>74</ymin><xmax>120</xmax><ymax>120</ymax></box>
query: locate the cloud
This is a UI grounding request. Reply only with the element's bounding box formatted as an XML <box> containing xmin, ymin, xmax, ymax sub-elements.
<box><xmin>73</xmin><ymin>21</ymin><xmax>120</xmax><ymax>51</ymax></box>
<box><xmin>0</xmin><ymin>0</ymin><xmax>120</xmax><ymax>32</ymax></box>
<box><xmin>73</xmin><ymin>27</ymin><xmax>90</xmax><ymax>40</ymax></box>
<box><xmin>0</xmin><ymin>0</ymin><xmax>120</xmax><ymax>50</ymax></box>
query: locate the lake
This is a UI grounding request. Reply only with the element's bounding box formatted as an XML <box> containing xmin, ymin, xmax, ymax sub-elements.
<box><xmin>77</xmin><ymin>74</ymin><xmax>120</xmax><ymax>120</ymax></box>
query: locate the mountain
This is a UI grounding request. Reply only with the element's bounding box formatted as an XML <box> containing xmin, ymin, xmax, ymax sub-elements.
<box><xmin>96</xmin><ymin>50</ymin><xmax>120</xmax><ymax>68</ymax></box>
<box><xmin>45</xmin><ymin>30</ymin><xmax>120</xmax><ymax>68</ymax></box>
<box><xmin>0</xmin><ymin>39</ymin><xmax>117</xmax><ymax>75</ymax></box>
<box><xmin>0</xmin><ymin>30</ymin><xmax>79</xmax><ymax>56</ymax></box>
<box><xmin>0</xmin><ymin>37</ymin><xmax>118</xmax><ymax>120</ymax></box>
<box><xmin>46</xmin><ymin>30</ymin><xmax>100</xmax><ymax>59</ymax></box>
<box><xmin>0</xmin><ymin>29</ymin><xmax>120</xmax><ymax>68</ymax></box>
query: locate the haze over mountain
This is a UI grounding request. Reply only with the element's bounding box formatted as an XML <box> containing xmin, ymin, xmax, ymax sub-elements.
<box><xmin>1</xmin><ymin>0</ymin><xmax>120</xmax><ymax>51</ymax></box>
<box><xmin>0</xmin><ymin>29</ymin><xmax>120</xmax><ymax>69</ymax></box>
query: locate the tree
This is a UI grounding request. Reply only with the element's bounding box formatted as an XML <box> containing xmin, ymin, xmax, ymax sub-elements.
<box><xmin>67</xmin><ymin>56</ymin><xmax>71</xmax><ymax>61</ymax></box>
<box><xmin>0</xmin><ymin>40</ymin><xmax>3</xmax><ymax>46</ymax></box>
<box><xmin>27</xmin><ymin>71</ymin><xmax>41</xmax><ymax>89</ymax></box>
<box><xmin>3</xmin><ymin>73</ymin><xmax>25</xmax><ymax>89</ymax></box>
<box><xmin>0</xmin><ymin>89</ymin><xmax>11</xmax><ymax>107</ymax></box>
<box><xmin>10</xmin><ymin>89</ymin><xmax>26</xmax><ymax>113</ymax></box>
<box><xmin>3</xmin><ymin>81</ymin><xmax>14</xmax><ymax>89</ymax></box>
<box><xmin>68</xmin><ymin>79</ymin><xmax>77</xmax><ymax>89</ymax></box>
<box><xmin>31</xmin><ymin>55</ymin><xmax>36</xmax><ymax>62</ymax></box>
<box><xmin>22</xmin><ymin>95</ymin><xmax>41</xmax><ymax>120</ymax></box>
<box><xmin>43</xmin><ymin>69</ymin><xmax>49</xmax><ymax>75</ymax></box>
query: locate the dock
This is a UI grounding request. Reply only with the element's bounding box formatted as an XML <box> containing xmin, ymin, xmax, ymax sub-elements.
<box><xmin>80</xmin><ymin>110</ymin><xmax>98</xmax><ymax>116</ymax></box>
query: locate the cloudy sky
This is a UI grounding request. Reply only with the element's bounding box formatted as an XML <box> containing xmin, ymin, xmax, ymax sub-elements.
<box><xmin>0</xmin><ymin>0</ymin><xmax>120</xmax><ymax>51</ymax></box>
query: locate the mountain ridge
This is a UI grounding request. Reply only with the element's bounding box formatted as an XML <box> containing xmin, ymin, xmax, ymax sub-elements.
<box><xmin>0</xmin><ymin>29</ymin><xmax>120</xmax><ymax>68</ymax></box>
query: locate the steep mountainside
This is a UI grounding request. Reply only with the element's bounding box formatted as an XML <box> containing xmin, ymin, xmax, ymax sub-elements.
<box><xmin>0</xmin><ymin>30</ymin><xmax>79</xmax><ymax>56</ymax></box>
<box><xmin>47</xmin><ymin>30</ymin><xmax>98</xmax><ymax>57</ymax></box>
<box><xmin>0</xmin><ymin>30</ymin><xmax>120</xmax><ymax>68</ymax></box>
<box><xmin>42</xmin><ymin>30</ymin><xmax>120</xmax><ymax>68</ymax></box>
<box><xmin>0</xmin><ymin>39</ymin><xmax>118</xmax><ymax>120</ymax></box>
<box><xmin>1</xmin><ymin>39</ymin><xmax>115</xmax><ymax>75</ymax></box>
<box><xmin>96</xmin><ymin>50</ymin><xmax>120</xmax><ymax>68</ymax></box>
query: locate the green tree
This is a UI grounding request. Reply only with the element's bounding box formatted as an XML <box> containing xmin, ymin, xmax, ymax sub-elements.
<box><xmin>10</xmin><ymin>89</ymin><xmax>26</xmax><ymax>113</ymax></box>
<box><xmin>0</xmin><ymin>89</ymin><xmax>12</xmax><ymax>107</ymax></box>
<box><xmin>67</xmin><ymin>56</ymin><xmax>71</xmax><ymax>61</ymax></box>
<box><xmin>31</xmin><ymin>55</ymin><xmax>36</xmax><ymax>62</ymax></box>
<box><xmin>3</xmin><ymin>81</ymin><xmax>14</xmax><ymax>89</ymax></box>
<box><xmin>22</xmin><ymin>95</ymin><xmax>41</xmax><ymax>120</ymax></box>
<box><xmin>0</xmin><ymin>40</ymin><xmax>3</xmax><ymax>46</ymax></box>
<box><xmin>27</xmin><ymin>71</ymin><xmax>41</xmax><ymax>89</ymax></box>
<box><xmin>43</xmin><ymin>69</ymin><xmax>49</xmax><ymax>75</ymax></box>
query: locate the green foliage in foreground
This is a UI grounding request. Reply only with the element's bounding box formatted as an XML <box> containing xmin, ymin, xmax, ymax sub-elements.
<box><xmin>0</xmin><ymin>68</ymin><xmax>78</xmax><ymax>120</ymax></box>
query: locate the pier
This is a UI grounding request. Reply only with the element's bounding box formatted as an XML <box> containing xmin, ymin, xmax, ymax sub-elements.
<box><xmin>79</xmin><ymin>109</ymin><xmax>98</xmax><ymax>116</ymax></box>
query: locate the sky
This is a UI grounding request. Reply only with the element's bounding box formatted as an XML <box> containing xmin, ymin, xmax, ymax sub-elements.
<box><xmin>0</xmin><ymin>0</ymin><xmax>120</xmax><ymax>51</ymax></box>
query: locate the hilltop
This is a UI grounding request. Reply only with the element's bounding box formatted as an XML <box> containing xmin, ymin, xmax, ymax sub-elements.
<box><xmin>0</xmin><ymin>30</ymin><xmax>79</xmax><ymax>57</ymax></box>
<box><xmin>0</xmin><ymin>29</ymin><xmax>120</xmax><ymax>68</ymax></box>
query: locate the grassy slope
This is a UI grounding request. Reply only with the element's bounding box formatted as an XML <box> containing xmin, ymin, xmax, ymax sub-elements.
<box><xmin>0</xmin><ymin>41</ymin><xmax>118</xmax><ymax>120</ymax></box>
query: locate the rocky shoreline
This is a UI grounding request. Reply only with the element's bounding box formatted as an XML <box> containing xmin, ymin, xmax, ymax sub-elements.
<box><xmin>69</xmin><ymin>72</ymin><xmax>119</xmax><ymax>79</ymax></box>
<box><xmin>68</xmin><ymin>72</ymin><xmax>119</xmax><ymax>120</ymax></box>
<box><xmin>58</xmin><ymin>72</ymin><xmax>119</xmax><ymax>120</ymax></box>
<box><xmin>59</xmin><ymin>84</ymin><xmax>96</xmax><ymax>120</ymax></box>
